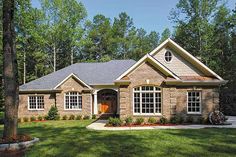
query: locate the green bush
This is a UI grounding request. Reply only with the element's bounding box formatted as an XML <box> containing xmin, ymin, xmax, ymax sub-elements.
<box><xmin>83</xmin><ymin>115</ymin><xmax>90</xmax><ymax>120</ymax></box>
<box><xmin>30</xmin><ymin>116</ymin><xmax>36</xmax><ymax>122</ymax></box>
<box><xmin>38</xmin><ymin>116</ymin><xmax>43</xmax><ymax>121</ymax></box>
<box><xmin>148</xmin><ymin>117</ymin><xmax>156</xmax><ymax>124</ymax></box>
<box><xmin>186</xmin><ymin>116</ymin><xmax>194</xmax><ymax>123</ymax></box>
<box><xmin>92</xmin><ymin>114</ymin><xmax>96</xmax><ymax>119</ymax></box>
<box><xmin>0</xmin><ymin>112</ymin><xmax>4</xmax><ymax>124</ymax></box>
<box><xmin>62</xmin><ymin>115</ymin><xmax>68</xmax><ymax>120</ymax></box>
<box><xmin>135</xmin><ymin>117</ymin><xmax>144</xmax><ymax>125</ymax></box>
<box><xmin>69</xmin><ymin>115</ymin><xmax>75</xmax><ymax>120</ymax></box>
<box><xmin>170</xmin><ymin>116</ymin><xmax>177</xmax><ymax>124</ymax></box>
<box><xmin>160</xmin><ymin>116</ymin><xmax>168</xmax><ymax>124</ymax></box>
<box><xmin>23</xmin><ymin>117</ymin><xmax>29</xmax><ymax>122</ymax></box>
<box><xmin>46</xmin><ymin>106</ymin><xmax>60</xmax><ymax>120</ymax></box>
<box><xmin>76</xmin><ymin>115</ymin><xmax>82</xmax><ymax>120</ymax></box>
<box><xmin>108</xmin><ymin>117</ymin><xmax>122</xmax><ymax>126</ymax></box>
<box><xmin>125</xmin><ymin>116</ymin><xmax>133</xmax><ymax>125</ymax></box>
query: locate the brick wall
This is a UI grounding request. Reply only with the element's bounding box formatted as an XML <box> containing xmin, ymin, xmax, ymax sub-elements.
<box><xmin>119</xmin><ymin>61</ymin><xmax>219</xmax><ymax>121</ymax></box>
<box><xmin>18</xmin><ymin>76</ymin><xmax>92</xmax><ymax>118</ymax></box>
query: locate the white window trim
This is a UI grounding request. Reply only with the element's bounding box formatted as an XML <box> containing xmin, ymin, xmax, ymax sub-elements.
<box><xmin>187</xmin><ymin>91</ymin><xmax>202</xmax><ymax>114</ymax></box>
<box><xmin>133</xmin><ymin>86</ymin><xmax>162</xmax><ymax>116</ymax></box>
<box><xmin>28</xmin><ymin>95</ymin><xmax>45</xmax><ymax>111</ymax></box>
<box><xmin>64</xmin><ymin>92</ymin><xmax>82</xmax><ymax>111</ymax></box>
<box><xmin>164</xmin><ymin>49</ymin><xmax>173</xmax><ymax>63</ymax></box>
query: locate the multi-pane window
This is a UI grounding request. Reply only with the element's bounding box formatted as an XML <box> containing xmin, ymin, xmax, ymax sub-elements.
<box><xmin>65</xmin><ymin>92</ymin><xmax>82</xmax><ymax>110</ymax></box>
<box><xmin>133</xmin><ymin>86</ymin><xmax>161</xmax><ymax>114</ymax></box>
<box><xmin>187</xmin><ymin>91</ymin><xmax>201</xmax><ymax>114</ymax></box>
<box><xmin>28</xmin><ymin>96</ymin><xmax>44</xmax><ymax>110</ymax></box>
<box><xmin>165</xmin><ymin>51</ymin><xmax>172</xmax><ymax>62</ymax></box>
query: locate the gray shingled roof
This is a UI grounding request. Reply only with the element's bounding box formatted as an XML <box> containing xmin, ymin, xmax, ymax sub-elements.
<box><xmin>20</xmin><ymin>60</ymin><xmax>136</xmax><ymax>91</ymax></box>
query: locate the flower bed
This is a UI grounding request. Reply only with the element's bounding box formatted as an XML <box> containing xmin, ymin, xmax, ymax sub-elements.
<box><xmin>0</xmin><ymin>135</ymin><xmax>39</xmax><ymax>151</ymax></box>
<box><xmin>105</xmin><ymin>123</ymin><xmax>178</xmax><ymax>127</ymax></box>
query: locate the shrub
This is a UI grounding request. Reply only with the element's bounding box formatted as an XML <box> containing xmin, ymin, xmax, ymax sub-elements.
<box><xmin>69</xmin><ymin>115</ymin><xmax>75</xmax><ymax>120</ymax></box>
<box><xmin>176</xmin><ymin>115</ymin><xmax>184</xmax><ymax>124</ymax></box>
<box><xmin>30</xmin><ymin>116</ymin><xmax>36</xmax><ymax>122</ymax></box>
<box><xmin>83</xmin><ymin>115</ymin><xmax>90</xmax><ymax>120</ymax></box>
<box><xmin>38</xmin><ymin>116</ymin><xmax>43</xmax><ymax>121</ymax></box>
<box><xmin>76</xmin><ymin>115</ymin><xmax>82</xmax><ymax>120</ymax></box>
<box><xmin>135</xmin><ymin>117</ymin><xmax>144</xmax><ymax>125</ymax></box>
<box><xmin>46</xmin><ymin>106</ymin><xmax>60</xmax><ymax>120</ymax></box>
<box><xmin>62</xmin><ymin>115</ymin><xmax>68</xmax><ymax>120</ymax></box>
<box><xmin>108</xmin><ymin>117</ymin><xmax>122</xmax><ymax>126</ymax></box>
<box><xmin>92</xmin><ymin>114</ymin><xmax>96</xmax><ymax>119</ymax></box>
<box><xmin>18</xmin><ymin>118</ymin><xmax>21</xmax><ymax>123</ymax></box>
<box><xmin>125</xmin><ymin>116</ymin><xmax>133</xmax><ymax>125</ymax></box>
<box><xmin>23</xmin><ymin>117</ymin><xmax>29</xmax><ymax>122</ymax></box>
<box><xmin>186</xmin><ymin>116</ymin><xmax>194</xmax><ymax>123</ymax></box>
<box><xmin>148</xmin><ymin>117</ymin><xmax>156</xmax><ymax>124</ymax></box>
<box><xmin>160</xmin><ymin>116</ymin><xmax>168</xmax><ymax>124</ymax></box>
<box><xmin>170</xmin><ymin>115</ymin><xmax>184</xmax><ymax>124</ymax></box>
<box><xmin>197</xmin><ymin>116</ymin><xmax>205</xmax><ymax>124</ymax></box>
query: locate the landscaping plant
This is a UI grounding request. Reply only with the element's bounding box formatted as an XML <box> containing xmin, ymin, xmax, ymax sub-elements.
<box><xmin>46</xmin><ymin>106</ymin><xmax>60</xmax><ymax>120</ymax></box>
<box><xmin>30</xmin><ymin>116</ymin><xmax>36</xmax><ymax>122</ymax></box>
<box><xmin>69</xmin><ymin>115</ymin><xmax>75</xmax><ymax>120</ymax></box>
<box><xmin>135</xmin><ymin>117</ymin><xmax>144</xmax><ymax>125</ymax></box>
<box><xmin>148</xmin><ymin>117</ymin><xmax>156</xmax><ymax>124</ymax></box>
<box><xmin>108</xmin><ymin>117</ymin><xmax>122</xmax><ymax>126</ymax></box>
<box><xmin>76</xmin><ymin>115</ymin><xmax>82</xmax><ymax>120</ymax></box>
<box><xmin>62</xmin><ymin>115</ymin><xmax>68</xmax><ymax>120</ymax></box>
<box><xmin>125</xmin><ymin>116</ymin><xmax>133</xmax><ymax>125</ymax></box>
<box><xmin>160</xmin><ymin>116</ymin><xmax>168</xmax><ymax>124</ymax></box>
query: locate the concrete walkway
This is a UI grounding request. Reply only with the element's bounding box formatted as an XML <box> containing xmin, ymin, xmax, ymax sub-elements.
<box><xmin>86</xmin><ymin>116</ymin><xmax>236</xmax><ymax>131</ymax></box>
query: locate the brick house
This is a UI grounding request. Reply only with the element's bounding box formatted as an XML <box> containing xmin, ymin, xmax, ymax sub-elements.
<box><xmin>19</xmin><ymin>39</ymin><xmax>226</xmax><ymax>121</ymax></box>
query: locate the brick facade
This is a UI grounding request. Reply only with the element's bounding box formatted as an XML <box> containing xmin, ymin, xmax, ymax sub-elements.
<box><xmin>18</xmin><ymin>77</ymin><xmax>92</xmax><ymax>118</ymax></box>
<box><xmin>118</xmin><ymin>61</ymin><xmax>219</xmax><ymax>121</ymax></box>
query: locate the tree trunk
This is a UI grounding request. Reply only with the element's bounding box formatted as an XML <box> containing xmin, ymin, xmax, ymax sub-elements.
<box><xmin>2</xmin><ymin>0</ymin><xmax>19</xmax><ymax>139</ymax></box>
<box><xmin>23</xmin><ymin>49</ymin><xmax>26</xmax><ymax>84</ymax></box>
<box><xmin>71</xmin><ymin>48</ymin><xmax>73</xmax><ymax>65</ymax></box>
<box><xmin>53</xmin><ymin>45</ymin><xmax>56</xmax><ymax>72</ymax></box>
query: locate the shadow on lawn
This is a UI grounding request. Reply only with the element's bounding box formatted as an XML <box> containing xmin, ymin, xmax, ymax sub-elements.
<box><xmin>20</xmin><ymin>125</ymin><xmax>152</xmax><ymax>157</ymax></box>
<box><xmin>3</xmin><ymin>123</ymin><xmax>236</xmax><ymax>157</ymax></box>
<box><xmin>163</xmin><ymin>128</ymin><xmax>236</xmax><ymax>156</ymax></box>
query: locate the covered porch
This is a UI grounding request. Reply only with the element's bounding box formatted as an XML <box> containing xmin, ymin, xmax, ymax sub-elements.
<box><xmin>93</xmin><ymin>87</ymin><xmax>119</xmax><ymax>117</ymax></box>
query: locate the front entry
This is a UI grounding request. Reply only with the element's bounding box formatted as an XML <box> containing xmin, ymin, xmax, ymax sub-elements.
<box><xmin>97</xmin><ymin>89</ymin><xmax>117</xmax><ymax>114</ymax></box>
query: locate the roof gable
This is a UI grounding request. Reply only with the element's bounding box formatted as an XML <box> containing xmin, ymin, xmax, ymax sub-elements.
<box><xmin>149</xmin><ymin>38</ymin><xmax>223</xmax><ymax>80</ymax></box>
<box><xmin>116</xmin><ymin>54</ymin><xmax>180</xmax><ymax>80</ymax></box>
<box><xmin>54</xmin><ymin>73</ymin><xmax>92</xmax><ymax>89</ymax></box>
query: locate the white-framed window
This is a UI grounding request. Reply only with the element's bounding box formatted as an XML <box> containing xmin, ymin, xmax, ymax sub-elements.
<box><xmin>133</xmin><ymin>86</ymin><xmax>161</xmax><ymax>115</ymax></box>
<box><xmin>64</xmin><ymin>92</ymin><xmax>82</xmax><ymax>110</ymax></box>
<box><xmin>187</xmin><ymin>91</ymin><xmax>201</xmax><ymax>114</ymax></box>
<box><xmin>28</xmin><ymin>96</ymin><xmax>44</xmax><ymax>110</ymax></box>
<box><xmin>164</xmin><ymin>50</ymin><xmax>172</xmax><ymax>62</ymax></box>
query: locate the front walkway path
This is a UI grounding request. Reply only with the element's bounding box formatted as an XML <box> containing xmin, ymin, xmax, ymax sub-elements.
<box><xmin>86</xmin><ymin>116</ymin><xmax>236</xmax><ymax>131</ymax></box>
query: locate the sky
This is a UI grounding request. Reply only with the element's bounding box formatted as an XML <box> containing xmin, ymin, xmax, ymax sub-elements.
<box><xmin>31</xmin><ymin>0</ymin><xmax>236</xmax><ymax>34</ymax></box>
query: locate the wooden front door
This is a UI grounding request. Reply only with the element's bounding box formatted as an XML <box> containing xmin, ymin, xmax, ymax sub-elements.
<box><xmin>98</xmin><ymin>90</ymin><xmax>117</xmax><ymax>114</ymax></box>
<box><xmin>100</xmin><ymin>101</ymin><xmax>112</xmax><ymax>113</ymax></box>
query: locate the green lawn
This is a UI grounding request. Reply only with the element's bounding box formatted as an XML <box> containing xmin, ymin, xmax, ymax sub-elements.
<box><xmin>0</xmin><ymin>120</ymin><xmax>236</xmax><ymax>157</ymax></box>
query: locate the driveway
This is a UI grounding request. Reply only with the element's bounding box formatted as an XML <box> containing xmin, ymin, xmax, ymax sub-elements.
<box><xmin>86</xmin><ymin>116</ymin><xmax>236</xmax><ymax>131</ymax></box>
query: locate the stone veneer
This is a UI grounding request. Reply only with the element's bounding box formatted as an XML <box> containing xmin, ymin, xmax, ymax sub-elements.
<box><xmin>18</xmin><ymin>76</ymin><xmax>92</xmax><ymax>118</ymax></box>
<box><xmin>118</xmin><ymin>61</ymin><xmax>219</xmax><ymax>121</ymax></box>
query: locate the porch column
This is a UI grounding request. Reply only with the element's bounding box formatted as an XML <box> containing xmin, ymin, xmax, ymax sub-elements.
<box><xmin>93</xmin><ymin>90</ymin><xmax>98</xmax><ymax>114</ymax></box>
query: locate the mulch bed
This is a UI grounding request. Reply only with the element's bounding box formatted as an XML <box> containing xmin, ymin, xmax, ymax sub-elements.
<box><xmin>0</xmin><ymin>134</ymin><xmax>32</xmax><ymax>144</ymax></box>
<box><xmin>105</xmin><ymin>123</ymin><xmax>179</xmax><ymax>127</ymax></box>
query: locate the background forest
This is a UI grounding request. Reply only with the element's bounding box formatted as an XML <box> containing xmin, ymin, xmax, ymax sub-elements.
<box><xmin>0</xmin><ymin>0</ymin><xmax>235</xmax><ymax>115</ymax></box>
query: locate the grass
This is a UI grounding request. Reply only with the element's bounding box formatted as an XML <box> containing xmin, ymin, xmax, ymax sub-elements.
<box><xmin>0</xmin><ymin>120</ymin><xmax>236</xmax><ymax>157</ymax></box>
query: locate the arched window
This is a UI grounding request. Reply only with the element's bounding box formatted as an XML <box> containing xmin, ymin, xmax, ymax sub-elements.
<box><xmin>164</xmin><ymin>50</ymin><xmax>172</xmax><ymax>62</ymax></box>
<box><xmin>133</xmin><ymin>86</ymin><xmax>161</xmax><ymax>114</ymax></box>
<box><xmin>64</xmin><ymin>92</ymin><xmax>82</xmax><ymax>110</ymax></box>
